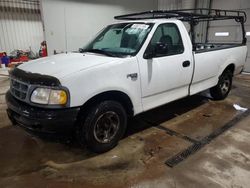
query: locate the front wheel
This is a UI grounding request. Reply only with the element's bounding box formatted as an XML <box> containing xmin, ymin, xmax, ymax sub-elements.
<box><xmin>77</xmin><ymin>100</ymin><xmax>127</xmax><ymax>153</ymax></box>
<box><xmin>210</xmin><ymin>70</ymin><xmax>233</xmax><ymax>100</ymax></box>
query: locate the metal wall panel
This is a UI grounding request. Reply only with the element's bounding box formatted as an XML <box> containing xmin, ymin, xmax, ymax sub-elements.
<box><xmin>208</xmin><ymin>0</ymin><xmax>250</xmax><ymax>72</ymax></box>
<box><xmin>158</xmin><ymin>0</ymin><xmax>195</xmax><ymax>10</ymax></box>
<box><xmin>0</xmin><ymin>0</ymin><xmax>44</xmax><ymax>54</ymax></box>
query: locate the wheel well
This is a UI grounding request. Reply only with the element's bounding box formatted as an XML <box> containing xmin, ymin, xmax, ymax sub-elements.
<box><xmin>79</xmin><ymin>91</ymin><xmax>134</xmax><ymax>117</ymax></box>
<box><xmin>225</xmin><ymin>64</ymin><xmax>235</xmax><ymax>74</ymax></box>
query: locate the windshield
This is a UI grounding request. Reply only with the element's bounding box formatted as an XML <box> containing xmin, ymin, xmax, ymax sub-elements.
<box><xmin>82</xmin><ymin>22</ymin><xmax>154</xmax><ymax>57</ymax></box>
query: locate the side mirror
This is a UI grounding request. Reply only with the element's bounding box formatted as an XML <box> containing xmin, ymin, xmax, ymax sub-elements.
<box><xmin>79</xmin><ymin>48</ymin><xmax>84</xmax><ymax>53</ymax></box>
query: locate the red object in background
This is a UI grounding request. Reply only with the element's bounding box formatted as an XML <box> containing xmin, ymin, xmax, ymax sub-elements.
<box><xmin>10</xmin><ymin>59</ymin><xmax>20</xmax><ymax>63</ymax></box>
<box><xmin>41</xmin><ymin>41</ymin><xmax>48</xmax><ymax>57</ymax></box>
<box><xmin>19</xmin><ymin>55</ymin><xmax>29</xmax><ymax>62</ymax></box>
<box><xmin>9</xmin><ymin>50</ymin><xmax>30</xmax><ymax>63</ymax></box>
<box><xmin>10</xmin><ymin>55</ymin><xmax>29</xmax><ymax>63</ymax></box>
<box><xmin>0</xmin><ymin>52</ymin><xmax>4</xmax><ymax>58</ymax></box>
<box><xmin>42</xmin><ymin>46</ymin><xmax>47</xmax><ymax>57</ymax></box>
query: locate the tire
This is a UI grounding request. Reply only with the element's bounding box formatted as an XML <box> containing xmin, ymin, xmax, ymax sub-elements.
<box><xmin>210</xmin><ymin>70</ymin><xmax>233</xmax><ymax>100</ymax></box>
<box><xmin>77</xmin><ymin>100</ymin><xmax>127</xmax><ymax>153</ymax></box>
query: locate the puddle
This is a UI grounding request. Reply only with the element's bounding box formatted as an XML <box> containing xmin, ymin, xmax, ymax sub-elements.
<box><xmin>0</xmin><ymin>127</ymin><xmax>90</xmax><ymax>177</ymax></box>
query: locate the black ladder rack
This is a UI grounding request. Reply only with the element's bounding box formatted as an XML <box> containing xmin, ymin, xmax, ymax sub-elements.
<box><xmin>114</xmin><ymin>9</ymin><xmax>247</xmax><ymax>23</ymax></box>
<box><xmin>114</xmin><ymin>9</ymin><xmax>247</xmax><ymax>45</ymax></box>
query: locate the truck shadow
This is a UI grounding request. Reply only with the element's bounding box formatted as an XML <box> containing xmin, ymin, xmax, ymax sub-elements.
<box><xmin>126</xmin><ymin>94</ymin><xmax>209</xmax><ymax>137</ymax></box>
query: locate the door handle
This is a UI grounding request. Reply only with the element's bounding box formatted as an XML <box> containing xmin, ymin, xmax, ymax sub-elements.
<box><xmin>127</xmin><ymin>73</ymin><xmax>138</xmax><ymax>80</ymax></box>
<box><xmin>182</xmin><ymin>61</ymin><xmax>191</xmax><ymax>67</ymax></box>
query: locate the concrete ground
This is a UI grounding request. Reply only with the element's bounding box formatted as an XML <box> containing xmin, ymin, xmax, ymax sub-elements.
<box><xmin>0</xmin><ymin>74</ymin><xmax>250</xmax><ymax>188</ymax></box>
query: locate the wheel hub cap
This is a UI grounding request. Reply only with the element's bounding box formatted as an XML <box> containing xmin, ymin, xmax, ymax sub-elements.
<box><xmin>94</xmin><ymin>111</ymin><xmax>120</xmax><ymax>144</ymax></box>
<box><xmin>220</xmin><ymin>76</ymin><xmax>230</xmax><ymax>95</ymax></box>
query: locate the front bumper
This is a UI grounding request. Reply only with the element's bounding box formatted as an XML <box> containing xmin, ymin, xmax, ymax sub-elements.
<box><xmin>6</xmin><ymin>91</ymin><xmax>80</xmax><ymax>136</ymax></box>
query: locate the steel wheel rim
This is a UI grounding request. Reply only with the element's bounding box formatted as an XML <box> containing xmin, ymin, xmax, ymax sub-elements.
<box><xmin>94</xmin><ymin>111</ymin><xmax>120</xmax><ymax>144</ymax></box>
<box><xmin>220</xmin><ymin>76</ymin><xmax>230</xmax><ymax>95</ymax></box>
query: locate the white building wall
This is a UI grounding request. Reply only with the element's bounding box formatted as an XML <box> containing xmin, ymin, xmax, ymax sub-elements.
<box><xmin>158</xmin><ymin>0</ymin><xmax>195</xmax><ymax>10</ymax></box>
<box><xmin>41</xmin><ymin>0</ymin><xmax>158</xmax><ymax>55</ymax></box>
<box><xmin>0</xmin><ymin>0</ymin><xmax>44</xmax><ymax>54</ymax></box>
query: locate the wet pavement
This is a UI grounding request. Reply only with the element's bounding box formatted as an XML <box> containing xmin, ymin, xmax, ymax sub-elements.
<box><xmin>0</xmin><ymin>74</ymin><xmax>250</xmax><ymax>187</ymax></box>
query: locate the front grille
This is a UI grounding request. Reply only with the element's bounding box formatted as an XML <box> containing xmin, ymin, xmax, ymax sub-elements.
<box><xmin>10</xmin><ymin>78</ymin><xmax>29</xmax><ymax>101</ymax></box>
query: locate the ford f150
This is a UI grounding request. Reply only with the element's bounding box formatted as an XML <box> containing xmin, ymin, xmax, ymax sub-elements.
<box><xmin>6</xmin><ymin>9</ymin><xmax>248</xmax><ymax>153</ymax></box>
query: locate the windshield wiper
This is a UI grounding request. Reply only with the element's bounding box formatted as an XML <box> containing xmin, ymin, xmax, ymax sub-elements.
<box><xmin>83</xmin><ymin>49</ymin><xmax>119</xmax><ymax>57</ymax></box>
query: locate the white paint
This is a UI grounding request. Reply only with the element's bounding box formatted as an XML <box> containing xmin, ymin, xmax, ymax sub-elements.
<box><xmin>215</xmin><ymin>32</ymin><xmax>230</xmax><ymax>37</ymax></box>
<box><xmin>17</xmin><ymin>19</ymin><xmax>247</xmax><ymax>116</ymax></box>
<box><xmin>191</xmin><ymin>46</ymin><xmax>247</xmax><ymax>95</ymax></box>
<box><xmin>137</xmin><ymin>20</ymin><xmax>194</xmax><ymax>111</ymax></box>
<box><xmin>246</xmin><ymin>32</ymin><xmax>250</xmax><ymax>36</ymax></box>
<box><xmin>18</xmin><ymin>53</ymin><xmax>121</xmax><ymax>79</ymax></box>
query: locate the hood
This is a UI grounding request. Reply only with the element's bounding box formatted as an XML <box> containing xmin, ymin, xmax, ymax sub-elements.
<box><xmin>18</xmin><ymin>53</ymin><xmax>120</xmax><ymax>79</ymax></box>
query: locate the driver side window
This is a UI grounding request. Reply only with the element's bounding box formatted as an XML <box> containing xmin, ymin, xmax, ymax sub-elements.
<box><xmin>145</xmin><ymin>23</ymin><xmax>184</xmax><ymax>58</ymax></box>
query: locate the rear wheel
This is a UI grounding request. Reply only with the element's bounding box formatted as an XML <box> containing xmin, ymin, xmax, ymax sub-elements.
<box><xmin>77</xmin><ymin>100</ymin><xmax>127</xmax><ymax>153</ymax></box>
<box><xmin>210</xmin><ymin>70</ymin><xmax>233</xmax><ymax>100</ymax></box>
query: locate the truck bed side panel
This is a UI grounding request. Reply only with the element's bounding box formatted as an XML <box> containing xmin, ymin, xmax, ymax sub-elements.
<box><xmin>190</xmin><ymin>45</ymin><xmax>247</xmax><ymax>95</ymax></box>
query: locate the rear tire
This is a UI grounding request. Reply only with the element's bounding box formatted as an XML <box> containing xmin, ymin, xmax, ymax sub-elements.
<box><xmin>77</xmin><ymin>100</ymin><xmax>127</xmax><ymax>153</ymax></box>
<box><xmin>210</xmin><ymin>70</ymin><xmax>233</xmax><ymax>100</ymax></box>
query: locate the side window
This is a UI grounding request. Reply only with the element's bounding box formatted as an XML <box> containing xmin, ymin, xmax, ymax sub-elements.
<box><xmin>145</xmin><ymin>23</ymin><xmax>184</xmax><ymax>57</ymax></box>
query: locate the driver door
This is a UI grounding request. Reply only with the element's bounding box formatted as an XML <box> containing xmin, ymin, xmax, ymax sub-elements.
<box><xmin>138</xmin><ymin>23</ymin><xmax>194</xmax><ymax>111</ymax></box>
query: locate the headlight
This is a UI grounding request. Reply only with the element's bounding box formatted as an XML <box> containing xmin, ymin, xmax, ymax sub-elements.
<box><xmin>31</xmin><ymin>88</ymin><xmax>68</xmax><ymax>105</ymax></box>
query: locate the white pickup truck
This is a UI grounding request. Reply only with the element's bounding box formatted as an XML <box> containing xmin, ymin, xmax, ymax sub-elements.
<box><xmin>6</xmin><ymin>9</ymin><xmax>247</xmax><ymax>153</ymax></box>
